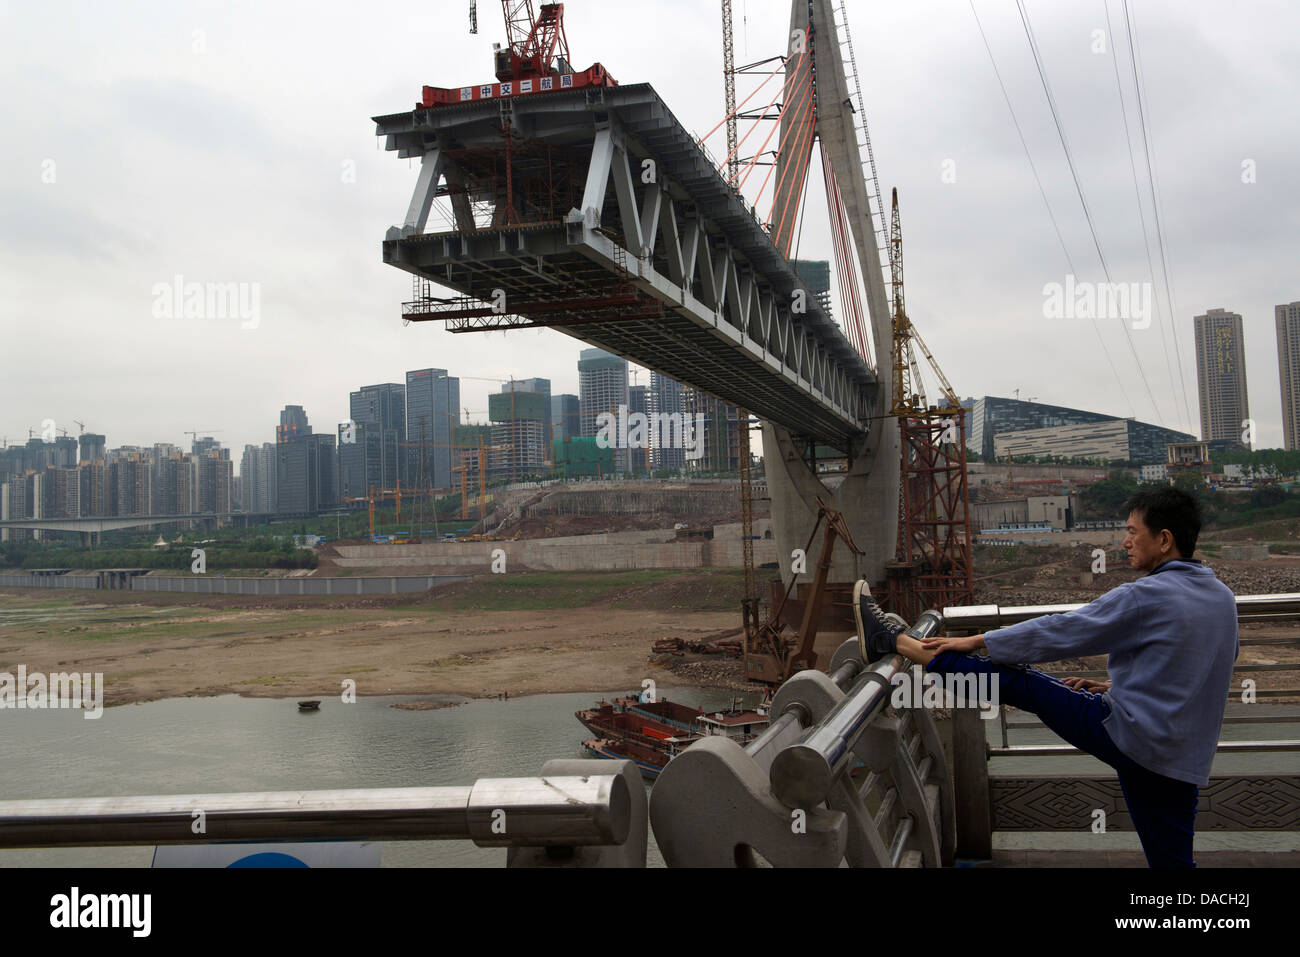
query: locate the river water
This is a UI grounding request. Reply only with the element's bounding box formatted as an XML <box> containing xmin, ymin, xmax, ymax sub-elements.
<box><xmin>2</xmin><ymin>687</ymin><xmax>1296</xmax><ymax>866</ymax></box>
<box><xmin>0</xmin><ymin>686</ymin><xmax>752</xmax><ymax>868</ymax></box>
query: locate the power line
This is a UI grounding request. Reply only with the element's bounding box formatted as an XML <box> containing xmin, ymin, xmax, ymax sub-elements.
<box><xmin>1103</xmin><ymin>0</ymin><xmax>1184</xmax><ymax>432</ymax></box>
<box><xmin>969</xmin><ymin>0</ymin><xmax>1135</xmax><ymax>417</ymax></box>
<box><xmin>1014</xmin><ymin>0</ymin><xmax>1165</xmax><ymax>426</ymax></box>
<box><xmin>1123</xmin><ymin>0</ymin><xmax>1194</xmax><ymax>433</ymax></box>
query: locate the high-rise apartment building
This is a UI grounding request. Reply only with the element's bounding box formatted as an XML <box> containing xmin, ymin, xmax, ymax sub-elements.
<box><xmin>78</xmin><ymin>433</ymin><xmax>106</xmax><ymax>464</ymax></box>
<box><xmin>650</xmin><ymin>372</ymin><xmax>686</xmax><ymax>473</ymax></box>
<box><xmin>239</xmin><ymin>443</ymin><xmax>278</xmax><ymax>513</ymax></box>
<box><xmin>503</xmin><ymin>378</ymin><xmax>552</xmax><ymax>460</ymax></box>
<box><xmin>198</xmin><ymin>450</ymin><xmax>233</xmax><ymax>514</ymax></box>
<box><xmin>111</xmin><ymin>454</ymin><xmax>152</xmax><ymax>516</ymax></box>
<box><xmin>578</xmin><ymin>348</ymin><xmax>628</xmax><ymax>474</ymax></box>
<box><xmin>1277</xmin><ymin>301</ymin><xmax>1300</xmax><ymax>451</ymax></box>
<box><xmin>683</xmin><ymin>390</ymin><xmax>740</xmax><ymax>472</ymax></box>
<box><xmin>627</xmin><ymin>384</ymin><xmax>653</xmax><ymax>475</ymax></box>
<box><xmin>1193</xmin><ymin>308</ymin><xmax>1250</xmax><ymax>444</ymax></box>
<box><xmin>489</xmin><ymin>390</ymin><xmax>548</xmax><ymax>479</ymax></box>
<box><xmin>78</xmin><ymin>460</ymin><xmax>107</xmax><ymax>518</ymax></box>
<box><xmin>405</xmin><ymin>369</ymin><xmax>460</xmax><ymax>489</ymax></box>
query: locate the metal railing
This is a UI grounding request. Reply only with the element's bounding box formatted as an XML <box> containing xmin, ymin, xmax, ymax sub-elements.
<box><xmin>942</xmin><ymin>592</ymin><xmax>1300</xmax><ymax>855</ymax></box>
<box><xmin>0</xmin><ymin>772</ymin><xmax>634</xmax><ymax>855</ymax></box>
<box><xmin>649</xmin><ymin>611</ymin><xmax>954</xmax><ymax>867</ymax></box>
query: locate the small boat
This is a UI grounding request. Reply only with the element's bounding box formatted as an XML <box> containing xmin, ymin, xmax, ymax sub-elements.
<box><xmin>576</xmin><ymin>692</ymin><xmax>771</xmax><ymax>780</ymax></box>
<box><xmin>297</xmin><ymin>700</ymin><xmax>321</xmax><ymax>711</ymax></box>
<box><xmin>581</xmin><ymin>737</ymin><xmax>690</xmax><ymax>780</ymax></box>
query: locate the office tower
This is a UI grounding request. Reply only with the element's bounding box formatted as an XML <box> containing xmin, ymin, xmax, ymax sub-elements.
<box><xmin>551</xmin><ymin>394</ymin><xmax>580</xmax><ymax>443</ymax></box>
<box><xmin>337</xmin><ymin>422</ymin><xmax>369</xmax><ymax>501</ymax></box>
<box><xmin>277</xmin><ymin>405</ymin><xmax>310</xmax><ymax>444</ymax></box>
<box><xmin>278</xmin><ymin>433</ymin><xmax>337</xmax><ymax>513</ymax></box>
<box><xmin>578</xmin><ymin>348</ymin><xmax>629</xmax><ymax>474</ymax></box>
<box><xmin>350</xmin><ymin>384</ymin><xmax>405</xmax><ymax>492</ymax></box>
<box><xmin>405</xmin><ymin>369</ymin><xmax>461</xmax><ymax>489</ymax></box>
<box><xmin>1277</xmin><ymin>301</ymin><xmax>1300</xmax><ymax>450</ymax></box>
<box><xmin>1193</xmin><ymin>308</ymin><xmax>1250</xmax><ymax>444</ymax></box>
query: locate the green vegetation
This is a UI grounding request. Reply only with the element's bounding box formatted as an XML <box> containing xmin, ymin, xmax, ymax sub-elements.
<box><xmin>413</xmin><ymin>569</ymin><xmax>747</xmax><ymax>613</ymax></box>
<box><xmin>0</xmin><ymin>537</ymin><xmax>317</xmax><ymax>572</ymax></box>
<box><xmin>1210</xmin><ymin>447</ymin><xmax>1300</xmax><ymax>476</ymax></box>
<box><xmin>1078</xmin><ymin>468</ymin><xmax>1300</xmax><ymax>530</ymax></box>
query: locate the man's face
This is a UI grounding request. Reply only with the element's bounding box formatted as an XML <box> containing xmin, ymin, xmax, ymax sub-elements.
<box><xmin>1123</xmin><ymin>510</ymin><xmax>1171</xmax><ymax>571</ymax></box>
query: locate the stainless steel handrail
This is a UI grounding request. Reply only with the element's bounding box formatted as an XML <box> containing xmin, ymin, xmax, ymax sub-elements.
<box><xmin>768</xmin><ymin>610</ymin><xmax>944</xmax><ymax>808</ymax></box>
<box><xmin>942</xmin><ymin>592</ymin><xmax>1300</xmax><ymax>632</ymax></box>
<box><xmin>0</xmin><ymin>775</ymin><xmax>630</xmax><ymax>849</ymax></box>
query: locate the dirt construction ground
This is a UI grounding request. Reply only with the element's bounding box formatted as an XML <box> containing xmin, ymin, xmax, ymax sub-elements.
<box><xmin>0</xmin><ymin>571</ymin><xmax>747</xmax><ymax>706</ymax></box>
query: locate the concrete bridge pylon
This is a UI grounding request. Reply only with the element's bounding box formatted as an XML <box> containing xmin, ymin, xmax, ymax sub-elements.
<box><xmin>765</xmin><ymin>0</ymin><xmax>899</xmax><ymax>587</ymax></box>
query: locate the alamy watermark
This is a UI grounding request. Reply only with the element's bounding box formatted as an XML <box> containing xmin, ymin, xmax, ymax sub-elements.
<box><xmin>1043</xmin><ymin>275</ymin><xmax>1152</xmax><ymax>329</ymax></box>
<box><xmin>891</xmin><ymin>665</ymin><xmax>999</xmax><ymax>719</ymax></box>
<box><xmin>595</xmin><ymin>404</ymin><xmax>706</xmax><ymax>461</ymax></box>
<box><xmin>0</xmin><ymin>666</ymin><xmax>103</xmax><ymax>719</ymax></box>
<box><xmin>151</xmin><ymin>274</ymin><xmax>261</xmax><ymax>329</ymax></box>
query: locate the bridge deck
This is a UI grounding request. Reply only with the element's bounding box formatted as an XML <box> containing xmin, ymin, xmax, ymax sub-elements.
<box><xmin>375</xmin><ymin>83</ymin><xmax>878</xmax><ymax>450</ymax></box>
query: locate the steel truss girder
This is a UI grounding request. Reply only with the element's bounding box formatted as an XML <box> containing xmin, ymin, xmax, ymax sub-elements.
<box><xmin>375</xmin><ymin>83</ymin><xmax>875</xmax><ymax>450</ymax></box>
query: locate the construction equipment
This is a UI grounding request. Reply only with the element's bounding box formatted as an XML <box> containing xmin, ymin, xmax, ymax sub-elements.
<box><xmin>885</xmin><ymin>189</ymin><xmax>974</xmax><ymax>621</ymax></box>
<box><xmin>744</xmin><ymin>499</ymin><xmax>864</xmax><ymax>685</ymax></box>
<box><xmin>720</xmin><ymin>0</ymin><xmax>761</xmax><ymax>640</ymax></box>
<box><xmin>420</xmin><ymin>1</ymin><xmax>616</xmax><ymax>110</ymax></box>
<box><xmin>342</xmin><ymin>484</ymin><xmax>404</xmax><ymax>542</ymax></box>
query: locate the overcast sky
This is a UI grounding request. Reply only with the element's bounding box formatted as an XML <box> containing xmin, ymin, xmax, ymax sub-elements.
<box><xmin>2</xmin><ymin>0</ymin><xmax>1297</xmax><ymax>462</ymax></box>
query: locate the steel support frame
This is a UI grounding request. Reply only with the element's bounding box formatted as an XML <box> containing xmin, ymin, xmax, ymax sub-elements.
<box><xmin>899</xmin><ymin>415</ymin><xmax>974</xmax><ymax>616</ymax></box>
<box><xmin>377</xmin><ymin>86</ymin><xmax>874</xmax><ymax>451</ymax></box>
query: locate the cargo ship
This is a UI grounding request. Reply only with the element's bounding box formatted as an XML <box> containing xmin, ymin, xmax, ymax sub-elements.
<box><xmin>576</xmin><ymin>693</ymin><xmax>771</xmax><ymax>779</ymax></box>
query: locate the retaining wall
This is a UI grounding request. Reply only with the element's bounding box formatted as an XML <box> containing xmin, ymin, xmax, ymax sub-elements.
<box><xmin>0</xmin><ymin>573</ymin><xmax>465</xmax><ymax>595</ymax></box>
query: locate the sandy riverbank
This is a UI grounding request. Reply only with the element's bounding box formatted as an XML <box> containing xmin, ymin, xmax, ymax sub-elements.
<box><xmin>0</xmin><ymin>576</ymin><xmax>748</xmax><ymax>706</ymax></box>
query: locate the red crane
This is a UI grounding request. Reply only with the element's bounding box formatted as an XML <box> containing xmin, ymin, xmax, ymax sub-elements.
<box><xmin>424</xmin><ymin>1</ymin><xmax>614</xmax><ymax>110</ymax></box>
<box><xmin>497</xmin><ymin>2</ymin><xmax>570</xmax><ymax>81</ymax></box>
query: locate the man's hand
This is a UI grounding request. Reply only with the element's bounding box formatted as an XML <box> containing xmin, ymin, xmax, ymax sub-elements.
<box><xmin>919</xmin><ymin>633</ymin><xmax>987</xmax><ymax>655</ymax></box>
<box><xmin>1061</xmin><ymin>676</ymin><xmax>1112</xmax><ymax>693</ymax></box>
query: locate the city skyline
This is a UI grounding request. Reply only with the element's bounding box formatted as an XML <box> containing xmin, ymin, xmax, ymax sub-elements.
<box><xmin>4</xmin><ymin>2</ymin><xmax>1298</xmax><ymax>455</ymax></box>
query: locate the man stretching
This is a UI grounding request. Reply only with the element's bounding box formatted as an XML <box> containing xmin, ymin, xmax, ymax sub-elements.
<box><xmin>854</xmin><ymin>487</ymin><xmax>1238</xmax><ymax>868</ymax></box>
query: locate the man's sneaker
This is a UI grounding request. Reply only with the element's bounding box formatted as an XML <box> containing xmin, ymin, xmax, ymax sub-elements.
<box><xmin>853</xmin><ymin>580</ymin><xmax>906</xmax><ymax>661</ymax></box>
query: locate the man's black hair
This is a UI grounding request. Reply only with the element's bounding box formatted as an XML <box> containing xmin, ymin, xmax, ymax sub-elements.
<box><xmin>1123</xmin><ymin>486</ymin><xmax>1202</xmax><ymax>558</ymax></box>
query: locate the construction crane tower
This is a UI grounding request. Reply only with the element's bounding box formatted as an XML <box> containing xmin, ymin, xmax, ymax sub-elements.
<box><xmin>885</xmin><ymin>189</ymin><xmax>974</xmax><ymax>621</ymax></box>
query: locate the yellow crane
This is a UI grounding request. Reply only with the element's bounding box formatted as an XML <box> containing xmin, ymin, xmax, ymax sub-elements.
<box><xmin>889</xmin><ymin>187</ymin><xmax>960</xmax><ymax>417</ymax></box>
